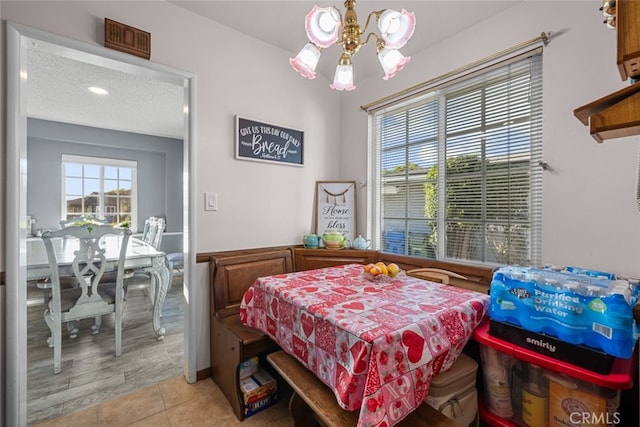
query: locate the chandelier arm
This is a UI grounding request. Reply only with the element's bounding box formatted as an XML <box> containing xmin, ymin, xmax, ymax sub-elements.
<box><xmin>362</xmin><ymin>31</ymin><xmax>382</xmax><ymax>50</ymax></box>
<box><xmin>291</xmin><ymin>0</ymin><xmax>415</xmax><ymax>90</ymax></box>
<box><xmin>361</xmin><ymin>10</ymin><xmax>385</xmax><ymax>36</ymax></box>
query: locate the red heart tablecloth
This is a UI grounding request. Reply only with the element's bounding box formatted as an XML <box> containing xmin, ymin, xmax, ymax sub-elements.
<box><xmin>240</xmin><ymin>263</ymin><xmax>489</xmax><ymax>427</ymax></box>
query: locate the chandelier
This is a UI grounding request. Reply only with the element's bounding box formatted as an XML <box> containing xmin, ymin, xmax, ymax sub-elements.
<box><xmin>290</xmin><ymin>0</ymin><xmax>416</xmax><ymax>91</ymax></box>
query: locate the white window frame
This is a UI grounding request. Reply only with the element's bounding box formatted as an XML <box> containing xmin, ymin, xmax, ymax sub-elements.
<box><xmin>61</xmin><ymin>154</ymin><xmax>138</xmax><ymax>229</ymax></box>
<box><xmin>368</xmin><ymin>51</ymin><xmax>543</xmax><ymax>267</ymax></box>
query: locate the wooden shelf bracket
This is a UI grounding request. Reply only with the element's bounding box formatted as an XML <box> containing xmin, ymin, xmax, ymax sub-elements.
<box><xmin>573</xmin><ymin>82</ymin><xmax>640</xmax><ymax>143</ymax></box>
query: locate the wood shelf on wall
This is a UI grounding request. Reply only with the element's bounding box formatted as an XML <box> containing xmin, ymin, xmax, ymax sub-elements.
<box><xmin>617</xmin><ymin>0</ymin><xmax>640</xmax><ymax>81</ymax></box>
<box><xmin>574</xmin><ymin>82</ymin><xmax>640</xmax><ymax>143</ymax></box>
<box><xmin>574</xmin><ymin>0</ymin><xmax>640</xmax><ymax>143</ymax></box>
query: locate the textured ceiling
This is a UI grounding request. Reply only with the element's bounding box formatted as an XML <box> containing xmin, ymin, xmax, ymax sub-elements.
<box><xmin>27</xmin><ymin>47</ymin><xmax>185</xmax><ymax>139</ymax></box>
<box><xmin>26</xmin><ymin>1</ymin><xmax>521</xmax><ymax>139</ymax></box>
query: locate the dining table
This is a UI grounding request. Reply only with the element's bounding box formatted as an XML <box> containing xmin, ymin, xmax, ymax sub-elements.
<box><xmin>27</xmin><ymin>234</ymin><xmax>171</xmax><ymax>340</ymax></box>
<box><xmin>239</xmin><ymin>263</ymin><xmax>490</xmax><ymax>427</ymax></box>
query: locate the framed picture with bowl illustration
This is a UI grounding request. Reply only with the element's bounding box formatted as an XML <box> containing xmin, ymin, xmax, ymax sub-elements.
<box><xmin>315</xmin><ymin>181</ymin><xmax>356</xmax><ymax>243</ymax></box>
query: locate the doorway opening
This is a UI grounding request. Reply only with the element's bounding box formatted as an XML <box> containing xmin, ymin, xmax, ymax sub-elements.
<box><xmin>5</xmin><ymin>21</ymin><xmax>196</xmax><ymax>426</ymax></box>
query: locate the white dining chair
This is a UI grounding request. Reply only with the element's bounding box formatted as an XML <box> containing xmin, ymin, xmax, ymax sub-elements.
<box><xmin>124</xmin><ymin>217</ymin><xmax>166</xmax><ymax>301</ymax></box>
<box><xmin>166</xmin><ymin>251</ymin><xmax>184</xmax><ymax>286</ymax></box>
<box><xmin>102</xmin><ymin>216</ymin><xmax>165</xmax><ymax>281</ymax></box>
<box><xmin>41</xmin><ymin>224</ymin><xmax>132</xmax><ymax>374</ymax></box>
<box><xmin>36</xmin><ymin>214</ymin><xmax>110</xmax><ymax>301</ymax></box>
<box><xmin>140</xmin><ymin>216</ymin><xmax>165</xmax><ymax>249</ymax></box>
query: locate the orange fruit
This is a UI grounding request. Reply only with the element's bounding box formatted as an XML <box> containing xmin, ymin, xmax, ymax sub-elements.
<box><xmin>363</xmin><ymin>263</ymin><xmax>375</xmax><ymax>273</ymax></box>
<box><xmin>369</xmin><ymin>265</ymin><xmax>382</xmax><ymax>276</ymax></box>
<box><xmin>375</xmin><ymin>262</ymin><xmax>388</xmax><ymax>276</ymax></box>
<box><xmin>387</xmin><ymin>263</ymin><xmax>400</xmax><ymax>277</ymax></box>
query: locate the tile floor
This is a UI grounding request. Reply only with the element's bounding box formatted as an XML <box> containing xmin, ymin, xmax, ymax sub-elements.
<box><xmin>32</xmin><ymin>376</ymin><xmax>293</xmax><ymax>427</ymax></box>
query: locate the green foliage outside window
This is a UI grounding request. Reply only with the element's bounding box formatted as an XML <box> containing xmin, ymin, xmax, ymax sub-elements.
<box><xmin>423</xmin><ymin>154</ymin><xmax>531</xmax><ymax>265</ymax></box>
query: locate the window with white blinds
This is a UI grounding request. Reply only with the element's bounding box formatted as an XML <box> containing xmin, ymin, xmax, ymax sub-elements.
<box><xmin>370</xmin><ymin>51</ymin><xmax>542</xmax><ymax>266</ymax></box>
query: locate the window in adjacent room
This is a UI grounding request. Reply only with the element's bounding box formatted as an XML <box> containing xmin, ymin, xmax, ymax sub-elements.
<box><xmin>61</xmin><ymin>155</ymin><xmax>137</xmax><ymax>227</ymax></box>
<box><xmin>369</xmin><ymin>50</ymin><xmax>542</xmax><ymax>266</ymax></box>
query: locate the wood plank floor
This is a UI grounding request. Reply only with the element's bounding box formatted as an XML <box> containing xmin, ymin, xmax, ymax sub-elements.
<box><xmin>27</xmin><ymin>274</ymin><xmax>185</xmax><ymax>425</ymax></box>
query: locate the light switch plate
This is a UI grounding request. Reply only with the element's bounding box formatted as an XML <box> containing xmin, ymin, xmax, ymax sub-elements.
<box><xmin>205</xmin><ymin>192</ymin><xmax>218</xmax><ymax>211</ymax></box>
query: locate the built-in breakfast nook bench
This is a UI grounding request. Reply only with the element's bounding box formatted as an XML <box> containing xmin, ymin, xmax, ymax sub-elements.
<box><xmin>267</xmin><ymin>349</ymin><xmax>452</xmax><ymax>427</ymax></box>
<box><xmin>209</xmin><ymin>248</ymin><xmax>294</xmax><ymax>421</ymax></box>
<box><xmin>208</xmin><ymin>245</ymin><xmax>495</xmax><ymax>424</ymax></box>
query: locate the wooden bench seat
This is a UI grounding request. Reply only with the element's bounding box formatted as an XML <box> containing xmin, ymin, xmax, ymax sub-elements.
<box><xmin>210</xmin><ymin>314</ymin><xmax>279</xmax><ymax>420</ymax></box>
<box><xmin>206</xmin><ymin>246</ymin><xmax>495</xmax><ymax>422</ymax></box>
<box><xmin>209</xmin><ymin>249</ymin><xmax>294</xmax><ymax>421</ymax></box>
<box><xmin>267</xmin><ymin>350</ymin><xmax>454</xmax><ymax>427</ymax></box>
<box><xmin>218</xmin><ymin>315</ymin><xmax>275</xmax><ymax>354</ymax></box>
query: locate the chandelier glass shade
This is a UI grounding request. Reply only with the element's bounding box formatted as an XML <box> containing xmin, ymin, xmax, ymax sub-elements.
<box><xmin>377</xmin><ymin>48</ymin><xmax>410</xmax><ymax>80</ymax></box>
<box><xmin>330</xmin><ymin>63</ymin><xmax>355</xmax><ymax>91</ymax></box>
<box><xmin>290</xmin><ymin>43</ymin><xmax>321</xmax><ymax>79</ymax></box>
<box><xmin>306</xmin><ymin>6</ymin><xmax>342</xmax><ymax>48</ymax></box>
<box><xmin>289</xmin><ymin>0</ymin><xmax>416</xmax><ymax>91</ymax></box>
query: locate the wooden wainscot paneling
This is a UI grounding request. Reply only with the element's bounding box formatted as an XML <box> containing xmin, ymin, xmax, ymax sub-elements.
<box><xmin>211</xmin><ymin>249</ymin><xmax>294</xmax><ymax>318</ymax></box>
<box><xmin>294</xmin><ymin>247</ymin><xmax>377</xmax><ymax>271</ymax></box>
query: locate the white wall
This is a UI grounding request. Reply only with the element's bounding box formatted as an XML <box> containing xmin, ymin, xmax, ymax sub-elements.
<box><xmin>0</xmin><ymin>0</ymin><xmax>342</xmax><ymax>376</ymax></box>
<box><xmin>341</xmin><ymin>1</ymin><xmax>640</xmax><ymax>278</ymax></box>
<box><xmin>3</xmin><ymin>0</ymin><xmax>640</xmax><ymax>399</ymax></box>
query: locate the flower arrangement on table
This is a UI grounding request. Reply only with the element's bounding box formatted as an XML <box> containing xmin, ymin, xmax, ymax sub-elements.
<box><xmin>69</xmin><ymin>219</ymin><xmax>130</xmax><ymax>232</ymax></box>
<box><xmin>70</xmin><ymin>219</ymin><xmax>105</xmax><ymax>233</ymax></box>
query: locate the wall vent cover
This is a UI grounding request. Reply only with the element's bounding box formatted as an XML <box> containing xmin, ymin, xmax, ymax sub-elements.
<box><xmin>104</xmin><ymin>18</ymin><xmax>150</xmax><ymax>60</ymax></box>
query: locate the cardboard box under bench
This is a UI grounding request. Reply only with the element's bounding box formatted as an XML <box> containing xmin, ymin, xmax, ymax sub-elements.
<box><xmin>239</xmin><ymin>368</ymin><xmax>278</xmax><ymax>418</ymax></box>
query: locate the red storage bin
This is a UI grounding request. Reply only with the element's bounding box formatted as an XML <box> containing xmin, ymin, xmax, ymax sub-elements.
<box><xmin>473</xmin><ymin>321</ymin><xmax>635</xmax><ymax>426</ymax></box>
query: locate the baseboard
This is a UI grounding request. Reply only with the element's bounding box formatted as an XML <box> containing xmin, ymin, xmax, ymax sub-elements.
<box><xmin>197</xmin><ymin>367</ymin><xmax>211</xmax><ymax>381</ymax></box>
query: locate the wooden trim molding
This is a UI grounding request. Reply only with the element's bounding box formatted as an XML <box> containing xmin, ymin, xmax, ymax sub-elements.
<box><xmin>196</xmin><ymin>368</ymin><xmax>211</xmax><ymax>382</ymax></box>
<box><xmin>196</xmin><ymin>245</ymin><xmax>296</xmax><ymax>264</ymax></box>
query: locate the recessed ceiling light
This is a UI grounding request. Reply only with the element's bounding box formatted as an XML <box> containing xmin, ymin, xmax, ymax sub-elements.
<box><xmin>88</xmin><ymin>86</ymin><xmax>109</xmax><ymax>95</ymax></box>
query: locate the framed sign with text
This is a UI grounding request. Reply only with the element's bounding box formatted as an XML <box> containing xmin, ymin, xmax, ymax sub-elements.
<box><xmin>235</xmin><ymin>115</ymin><xmax>304</xmax><ymax>166</ymax></box>
<box><xmin>315</xmin><ymin>181</ymin><xmax>357</xmax><ymax>241</ymax></box>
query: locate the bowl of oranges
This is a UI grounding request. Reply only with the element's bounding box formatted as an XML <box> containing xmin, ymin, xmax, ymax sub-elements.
<box><xmin>362</xmin><ymin>262</ymin><xmax>403</xmax><ymax>282</ymax></box>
